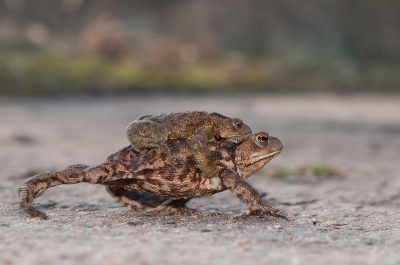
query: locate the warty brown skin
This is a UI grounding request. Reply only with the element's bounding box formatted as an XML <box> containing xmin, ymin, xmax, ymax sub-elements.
<box><xmin>126</xmin><ymin>111</ymin><xmax>252</xmax><ymax>178</ymax></box>
<box><xmin>17</xmin><ymin>132</ymin><xmax>283</xmax><ymax>220</ymax></box>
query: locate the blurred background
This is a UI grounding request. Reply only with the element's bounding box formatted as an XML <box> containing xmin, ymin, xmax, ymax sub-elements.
<box><xmin>1</xmin><ymin>0</ymin><xmax>400</xmax><ymax>96</ymax></box>
<box><xmin>2</xmin><ymin>3</ymin><xmax>400</xmax><ymax>264</ymax></box>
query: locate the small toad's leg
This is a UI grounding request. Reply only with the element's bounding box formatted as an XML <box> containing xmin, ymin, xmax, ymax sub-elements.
<box><xmin>17</xmin><ymin>162</ymin><xmax>120</xmax><ymax>219</ymax></box>
<box><xmin>221</xmin><ymin>170</ymin><xmax>286</xmax><ymax>219</ymax></box>
<box><xmin>190</xmin><ymin>128</ymin><xmax>220</xmax><ymax>178</ymax></box>
<box><xmin>126</xmin><ymin>120</ymin><xmax>172</xmax><ymax>163</ymax></box>
<box><xmin>148</xmin><ymin>198</ymin><xmax>196</xmax><ymax>214</ymax></box>
<box><xmin>106</xmin><ymin>186</ymin><xmax>146</xmax><ymax>211</ymax></box>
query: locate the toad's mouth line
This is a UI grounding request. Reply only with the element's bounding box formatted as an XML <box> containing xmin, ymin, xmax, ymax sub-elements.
<box><xmin>252</xmin><ymin>150</ymin><xmax>281</xmax><ymax>160</ymax></box>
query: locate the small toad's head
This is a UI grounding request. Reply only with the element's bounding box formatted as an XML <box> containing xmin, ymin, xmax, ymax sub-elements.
<box><xmin>210</xmin><ymin>112</ymin><xmax>252</xmax><ymax>139</ymax></box>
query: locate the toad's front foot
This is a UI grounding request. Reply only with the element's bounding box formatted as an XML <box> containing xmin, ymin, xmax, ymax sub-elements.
<box><xmin>199</xmin><ymin>163</ymin><xmax>221</xmax><ymax>178</ymax></box>
<box><xmin>147</xmin><ymin>145</ymin><xmax>173</xmax><ymax>165</ymax></box>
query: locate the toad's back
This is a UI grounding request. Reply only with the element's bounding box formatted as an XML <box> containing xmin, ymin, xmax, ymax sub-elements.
<box><xmin>137</xmin><ymin>111</ymin><xmax>212</xmax><ymax>139</ymax></box>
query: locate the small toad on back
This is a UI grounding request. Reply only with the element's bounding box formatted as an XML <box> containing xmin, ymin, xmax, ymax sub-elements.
<box><xmin>126</xmin><ymin>111</ymin><xmax>252</xmax><ymax>178</ymax></box>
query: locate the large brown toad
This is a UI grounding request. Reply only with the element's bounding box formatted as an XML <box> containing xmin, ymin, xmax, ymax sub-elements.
<box><xmin>17</xmin><ymin>132</ymin><xmax>283</xmax><ymax>220</ymax></box>
<box><xmin>126</xmin><ymin>111</ymin><xmax>252</xmax><ymax>178</ymax></box>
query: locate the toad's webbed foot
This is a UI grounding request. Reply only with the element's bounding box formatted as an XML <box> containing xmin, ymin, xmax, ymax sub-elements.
<box><xmin>153</xmin><ymin>146</ymin><xmax>174</xmax><ymax>165</ymax></box>
<box><xmin>221</xmin><ymin>169</ymin><xmax>285</xmax><ymax>219</ymax></box>
<box><xmin>17</xmin><ymin>172</ymin><xmax>63</xmax><ymax>220</ymax></box>
<box><xmin>18</xmin><ymin>203</ymin><xmax>49</xmax><ymax>220</ymax></box>
<box><xmin>147</xmin><ymin>198</ymin><xmax>196</xmax><ymax>215</ymax></box>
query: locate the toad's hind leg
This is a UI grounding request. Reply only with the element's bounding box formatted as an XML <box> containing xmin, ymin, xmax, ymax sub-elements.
<box><xmin>126</xmin><ymin>120</ymin><xmax>172</xmax><ymax>163</ymax></box>
<box><xmin>17</xmin><ymin>163</ymin><xmax>113</xmax><ymax>219</ymax></box>
<box><xmin>17</xmin><ymin>164</ymin><xmax>91</xmax><ymax>219</ymax></box>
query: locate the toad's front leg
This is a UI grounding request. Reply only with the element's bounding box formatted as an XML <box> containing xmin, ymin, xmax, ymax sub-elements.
<box><xmin>221</xmin><ymin>170</ymin><xmax>287</xmax><ymax>219</ymax></box>
<box><xmin>190</xmin><ymin>128</ymin><xmax>221</xmax><ymax>178</ymax></box>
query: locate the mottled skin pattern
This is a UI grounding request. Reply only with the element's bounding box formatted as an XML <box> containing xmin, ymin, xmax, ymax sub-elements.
<box><xmin>126</xmin><ymin>111</ymin><xmax>252</xmax><ymax>178</ymax></box>
<box><xmin>17</xmin><ymin>132</ymin><xmax>283</xmax><ymax>220</ymax></box>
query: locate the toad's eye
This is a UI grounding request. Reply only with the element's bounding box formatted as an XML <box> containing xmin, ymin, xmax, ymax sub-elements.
<box><xmin>257</xmin><ymin>135</ymin><xmax>268</xmax><ymax>143</ymax></box>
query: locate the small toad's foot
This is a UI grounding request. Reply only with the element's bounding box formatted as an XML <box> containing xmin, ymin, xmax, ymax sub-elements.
<box><xmin>147</xmin><ymin>205</ymin><xmax>197</xmax><ymax>215</ymax></box>
<box><xmin>233</xmin><ymin>206</ymin><xmax>288</xmax><ymax>220</ymax></box>
<box><xmin>150</xmin><ymin>146</ymin><xmax>174</xmax><ymax>165</ymax></box>
<box><xmin>200</xmin><ymin>165</ymin><xmax>221</xmax><ymax>178</ymax></box>
<box><xmin>165</xmin><ymin>149</ymin><xmax>174</xmax><ymax>165</ymax></box>
<box><xmin>18</xmin><ymin>203</ymin><xmax>49</xmax><ymax>220</ymax></box>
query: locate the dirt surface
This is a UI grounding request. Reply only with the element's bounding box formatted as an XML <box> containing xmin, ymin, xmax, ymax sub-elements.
<box><xmin>1</xmin><ymin>94</ymin><xmax>400</xmax><ymax>265</ymax></box>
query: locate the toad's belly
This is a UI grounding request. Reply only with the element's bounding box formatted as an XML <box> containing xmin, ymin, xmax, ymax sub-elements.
<box><xmin>124</xmin><ymin>172</ymin><xmax>225</xmax><ymax>199</ymax></box>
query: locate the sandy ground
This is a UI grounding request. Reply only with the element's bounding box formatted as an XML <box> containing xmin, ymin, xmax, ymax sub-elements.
<box><xmin>1</xmin><ymin>94</ymin><xmax>400</xmax><ymax>265</ymax></box>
